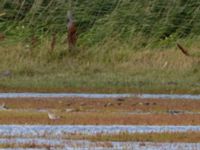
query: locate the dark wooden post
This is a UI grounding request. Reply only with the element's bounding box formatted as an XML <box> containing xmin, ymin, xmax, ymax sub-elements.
<box><xmin>67</xmin><ymin>10</ymin><xmax>77</xmax><ymax>51</ymax></box>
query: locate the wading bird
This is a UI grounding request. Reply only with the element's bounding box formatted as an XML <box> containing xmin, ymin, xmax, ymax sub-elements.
<box><xmin>0</xmin><ymin>103</ymin><xmax>8</xmax><ymax>110</ymax></box>
<box><xmin>67</xmin><ymin>11</ymin><xmax>77</xmax><ymax>51</ymax></box>
<box><xmin>177</xmin><ymin>43</ymin><xmax>191</xmax><ymax>56</ymax></box>
<box><xmin>177</xmin><ymin>43</ymin><xmax>200</xmax><ymax>58</ymax></box>
<box><xmin>48</xmin><ymin>111</ymin><xmax>61</xmax><ymax>120</ymax></box>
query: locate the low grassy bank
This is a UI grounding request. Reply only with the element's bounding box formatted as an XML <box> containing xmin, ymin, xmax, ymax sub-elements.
<box><xmin>0</xmin><ymin>132</ymin><xmax>200</xmax><ymax>149</ymax></box>
<box><xmin>0</xmin><ymin>40</ymin><xmax>199</xmax><ymax>94</ymax></box>
<box><xmin>64</xmin><ymin>132</ymin><xmax>200</xmax><ymax>143</ymax></box>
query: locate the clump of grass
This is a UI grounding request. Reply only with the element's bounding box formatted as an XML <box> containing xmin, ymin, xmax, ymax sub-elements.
<box><xmin>0</xmin><ymin>143</ymin><xmax>61</xmax><ymax>149</ymax></box>
<box><xmin>0</xmin><ymin>41</ymin><xmax>199</xmax><ymax>94</ymax></box>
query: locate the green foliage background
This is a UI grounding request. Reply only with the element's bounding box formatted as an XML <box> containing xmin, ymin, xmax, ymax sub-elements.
<box><xmin>1</xmin><ymin>0</ymin><xmax>200</xmax><ymax>48</ymax></box>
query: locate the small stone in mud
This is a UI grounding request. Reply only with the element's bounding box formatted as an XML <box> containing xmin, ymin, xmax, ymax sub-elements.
<box><xmin>117</xmin><ymin>102</ymin><xmax>122</xmax><ymax>106</ymax></box>
<box><xmin>152</xmin><ymin>102</ymin><xmax>157</xmax><ymax>105</ymax></box>
<box><xmin>135</xmin><ymin>109</ymin><xmax>143</xmax><ymax>113</ymax></box>
<box><xmin>139</xmin><ymin>142</ymin><xmax>146</xmax><ymax>147</ymax></box>
<box><xmin>104</xmin><ymin>103</ymin><xmax>112</xmax><ymax>107</ymax></box>
<box><xmin>66</xmin><ymin>108</ymin><xmax>75</xmax><ymax>112</ymax></box>
<box><xmin>137</xmin><ymin>102</ymin><xmax>151</xmax><ymax>106</ymax></box>
<box><xmin>132</xmin><ymin>103</ymin><xmax>137</xmax><ymax>106</ymax></box>
<box><xmin>80</xmin><ymin>102</ymin><xmax>86</xmax><ymax>106</ymax></box>
<box><xmin>167</xmin><ymin>110</ymin><xmax>184</xmax><ymax>115</ymax></box>
<box><xmin>116</xmin><ymin>98</ymin><xmax>125</xmax><ymax>102</ymax></box>
<box><xmin>138</xmin><ymin>102</ymin><xmax>144</xmax><ymax>106</ymax></box>
<box><xmin>1</xmin><ymin>70</ymin><xmax>12</xmax><ymax>77</ymax></box>
<box><xmin>66</xmin><ymin>103</ymin><xmax>72</xmax><ymax>106</ymax></box>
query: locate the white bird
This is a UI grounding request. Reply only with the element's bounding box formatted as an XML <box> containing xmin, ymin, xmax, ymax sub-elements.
<box><xmin>48</xmin><ymin>112</ymin><xmax>61</xmax><ymax>120</ymax></box>
<box><xmin>0</xmin><ymin>103</ymin><xmax>8</xmax><ymax>110</ymax></box>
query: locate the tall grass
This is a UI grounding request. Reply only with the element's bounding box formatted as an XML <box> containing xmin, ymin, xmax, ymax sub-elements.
<box><xmin>1</xmin><ymin>0</ymin><xmax>200</xmax><ymax>47</ymax></box>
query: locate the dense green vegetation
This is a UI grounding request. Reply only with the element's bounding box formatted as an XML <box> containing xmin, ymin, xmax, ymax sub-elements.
<box><xmin>1</xmin><ymin>0</ymin><xmax>200</xmax><ymax>46</ymax></box>
<box><xmin>0</xmin><ymin>0</ymin><xmax>199</xmax><ymax>93</ymax></box>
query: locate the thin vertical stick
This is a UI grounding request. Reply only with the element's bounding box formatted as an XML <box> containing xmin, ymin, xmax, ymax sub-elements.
<box><xmin>50</xmin><ymin>32</ymin><xmax>56</xmax><ymax>52</ymax></box>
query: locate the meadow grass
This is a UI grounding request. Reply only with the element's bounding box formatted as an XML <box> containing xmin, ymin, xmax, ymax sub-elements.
<box><xmin>0</xmin><ymin>39</ymin><xmax>199</xmax><ymax>93</ymax></box>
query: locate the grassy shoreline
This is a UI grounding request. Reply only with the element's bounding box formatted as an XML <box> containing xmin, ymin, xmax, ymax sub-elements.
<box><xmin>63</xmin><ymin>132</ymin><xmax>200</xmax><ymax>143</ymax></box>
<box><xmin>0</xmin><ymin>41</ymin><xmax>200</xmax><ymax>94</ymax></box>
<box><xmin>0</xmin><ymin>87</ymin><xmax>199</xmax><ymax>94</ymax></box>
<box><xmin>0</xmin><ymin>132</ymin><xmax>199</xmax><ymax>143</ymax></box>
